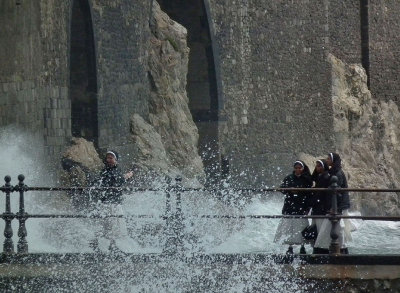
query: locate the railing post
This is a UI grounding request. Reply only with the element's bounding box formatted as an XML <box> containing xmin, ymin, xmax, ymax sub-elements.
<box><xmin>163</xmin><ymin>177</ymin><xmax>173</xmax><ymax>254</ymax></box>
<box><xmin>16</xmin><ymin>174</ymin><xmax>28</xmax><ymax>254</ymax></box>
<box><xmin>174</xmin><ymin>176</ymin><xmax>184</xmax><ymax>256</ymax></box>
<box><xmin>329</xmin><ymin>176</ymin><xmax>341</xmax><ymax>255</ymax></box>
<box><xmin>162</xmin><ymin>176</ymin><xmax>184</xmax><ymax>256</ymax></box>
<box><xmin>3</xmin><ymin>176</ymin><xmax>14</xmax><ymax>253</ymax></box>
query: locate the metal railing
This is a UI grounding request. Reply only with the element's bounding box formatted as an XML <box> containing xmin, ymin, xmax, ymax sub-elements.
<box><xmin>1</xmin><ymin>174</ymin><xmax>399</xmax><ymax>255</ymax></box>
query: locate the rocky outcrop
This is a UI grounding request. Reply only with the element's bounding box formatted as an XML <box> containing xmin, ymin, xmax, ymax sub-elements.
<box><xmin>301</xmin><ymin>55</ymin><xmax>400</xmax><ymax>216</ymax></box>
<box><xmin>129</xmin><ymin>113</ymin><xmax>180</xmax><ymax>178</ymax></box>
<box><xmin>329</xmin><ymin>54</ymin><xmax>400</xmax><ymax>216</ymax></box>
<box><xmin>60</xmin><ymin>137</ymin><xmax>102</xmax><ymax>187</ymax></box>
<box><xmin>128</xmin><ymin>1</ymin><xmax>205</xmax><ymax>185</ymax></box>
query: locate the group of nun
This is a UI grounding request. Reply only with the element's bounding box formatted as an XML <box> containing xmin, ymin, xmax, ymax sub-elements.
<box><xmin>274</xmin><ymin>152</ymin><xmax>356</xmax><ymax>254</ymax></box>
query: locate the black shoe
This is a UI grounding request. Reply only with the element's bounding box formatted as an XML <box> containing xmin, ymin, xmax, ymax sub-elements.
<box><xmin>286</xmin><ymin>245</ymin><xmax>294</xmax><ymax>254</ymax></box>
<box><xmin>300</xmin><ymin>245</ymin><xmax>306</xmax><ymax>254</ymax></box>
<box><xmin>340</xmin><ymin>248</ymin><xmax>349</xmax><ymax>254</ymax></box>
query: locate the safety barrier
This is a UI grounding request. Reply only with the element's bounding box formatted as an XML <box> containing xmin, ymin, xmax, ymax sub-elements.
<box><xmin>0</xmin><ymin>175</ymin><xmax>399</xmax><ymax>255</ymax></box>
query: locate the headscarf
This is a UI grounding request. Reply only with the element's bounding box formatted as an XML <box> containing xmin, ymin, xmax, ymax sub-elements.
<box><xmin>328</xmin><ymin>152</ymin><xmax>342</xmax><ymax>174</ymax></box>
<box><xmin>317</xmin><ymin>159</ymin><xmax>330</xmax><ymax>172</ymax></box>
<box><xmin>293</xmin><ymin>160</ymin><xmax>311</xmax><ymax>177</ymax></box>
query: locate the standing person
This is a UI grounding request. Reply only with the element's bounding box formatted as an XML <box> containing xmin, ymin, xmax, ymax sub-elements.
<box><xmin>310</xmin><ymin>159</ymin><xmax>331</xmax><ymax>254</ymax></box>
<box><xmin>89</xmin><ymin>150</ymin><xmax>135</xmax><ymax>253</ymax></box>
<box><xmin>274</xmin><ymin>160</ymin><xmax>312</xmax><ymax>254</ymax></box>
<box><xmin>313</xmin><ymin>152</ymin><xmax>351</xmax><ymax>254</ymax></box>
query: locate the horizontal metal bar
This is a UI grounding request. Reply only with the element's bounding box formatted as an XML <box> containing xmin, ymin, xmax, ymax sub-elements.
<box><xmin>0</xmin><ymin>214</ymin><xmax>164</xmax><ymax>219</ymax></box>
<box><xmin>2</xmin><ymin>186</ymin><xmax>400</xmax><ymax>193</ymax></box>
<box><xmin>1</xmin><ymin>214</ymin><xmax>399</xmax><ymax>221</ymax></box>
<box><xmin>185</xmin><ymin>215</ymin><xmax>400</xmax><ymax>221</ymax></box>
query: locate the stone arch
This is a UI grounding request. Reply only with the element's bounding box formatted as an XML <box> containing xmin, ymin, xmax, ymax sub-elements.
<box><xmin>69</xmin><ymin>0</ymin><xmax>98</xmax><ymax>145</ymax></box>
<box><xmin>158</xmin><ymin>0</ymin><xmax>223</xmax><ymax>181</ymax></box>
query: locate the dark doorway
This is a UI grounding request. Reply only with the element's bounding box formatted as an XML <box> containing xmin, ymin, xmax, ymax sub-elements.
<box><xmin>158</xmin><ymin>0</ymin><xmax>221</xmax><ymax>182</ymax></box>
<box><xmin>69</xmin><ymin>0</ymin><xmax>98</xmax><ymax>144</ymax></box>
<box><xmin>360</xmin><ymin>0</ymin><xmax>370</xmax><ymax>88</ymax></box>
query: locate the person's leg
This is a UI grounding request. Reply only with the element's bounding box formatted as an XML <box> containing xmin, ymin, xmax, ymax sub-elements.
<box><xmin>89</xmin><ymin>202</ymin><xmax>104</xmax><ymax>253</ymax></box>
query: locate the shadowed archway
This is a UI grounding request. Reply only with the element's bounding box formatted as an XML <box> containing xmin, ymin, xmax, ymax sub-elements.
<box><xmin>69</xmin><ymin>0</ymin><xmax>98</xmax><ymax>144</ymax></box>
<box><xmin>158</xmin><ymin>0</ymin><xmax>221</xmax><ymax>182</ymax></box>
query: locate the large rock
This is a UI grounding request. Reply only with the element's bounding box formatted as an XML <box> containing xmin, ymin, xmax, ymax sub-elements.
<box><xmin>128</xmin><ymin>1</ymin><xmax>205</xmax><ymax>185</ymax></box>
<box><xmin>60</xmin><ymin>137</ymin><xmax>102</xmax><ymax>187</ymax></box>
<box><xmin>300</xmin><ymin>55</ymin><xmax>400</xmax><ymax>216</ymax></box>
<box><xmin>328</xmin><ymin>54</ymin><xmax>400</xmax><ymax>216</ymax></box>
<box><xmin>129</xmin><ymin>113</ymin><xmax>180</xmax><ymax>177</ymax></box>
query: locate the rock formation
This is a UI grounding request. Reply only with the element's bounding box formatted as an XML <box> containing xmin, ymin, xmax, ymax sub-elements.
<box><xmin>128</xmin><ymin>1</ymin><xmax>205</xmax><ymax>185</ymax></box>
<box><xmin>302</xmin><ymin>54</ymin><xmax>400</xmax><ymax>216</ymax></box>
<box><xmin>60</xmin><ymin>137</ymin><xmax>102</xmax><ymax>187</ymax></box>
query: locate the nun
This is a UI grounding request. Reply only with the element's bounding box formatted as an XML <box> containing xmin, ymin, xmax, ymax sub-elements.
<box><xmin>313</xmin><ymin>152</ymin><xmax>354</xmax><ymax>254</ymax></box>
<box><xmin>310</xmin><ymin>159</ymin><xmax>331</xmax><ymax>254</ymax></box>
<box><xmin>274</xmin><ymin>160</ymin><xmax>313</xmax><ymax>254</ymax></box>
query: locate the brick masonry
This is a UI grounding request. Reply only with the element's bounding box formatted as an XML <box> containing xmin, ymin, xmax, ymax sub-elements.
<box><xmin>1</xmin><ymin>0</ymin><xmax>400</xmax><ymax>185</ymax></box>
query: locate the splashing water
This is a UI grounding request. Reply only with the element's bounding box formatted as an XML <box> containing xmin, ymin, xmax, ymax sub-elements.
<box><xmin>0</xmin><ymin>127</ymin><xmax>398</xmax><ymax>292</ymax></box>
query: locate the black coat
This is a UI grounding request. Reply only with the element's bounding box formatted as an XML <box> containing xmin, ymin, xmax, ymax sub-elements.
<box><xmin>95</xmin><ymin>165</ymin><xmax>126</xmax><ymax>204</ymax></box>
<box><xmin>280</xmin><ymin>173</ymin><xmax>312</xmax><ymax>215</ymax></box>
<box><xmin>330</xmin><ymin>168</ymin><xmax>350</xmax><ymax>212</ymax></box>
<box><xmin>311</xmin><ymin>171</ymin><xmax>331</xmax><ymax>215</ymax></box>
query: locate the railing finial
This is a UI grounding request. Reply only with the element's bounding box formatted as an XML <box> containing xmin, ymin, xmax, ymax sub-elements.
<box><xmin>17</xmin><ymin>174</ymin><xmax>28</xmax><ymax>254</ymax></box>
<box><xmin>3</xmin><ymin>175</ymin><xmax>14</xmax><ymax>253</ymax></box>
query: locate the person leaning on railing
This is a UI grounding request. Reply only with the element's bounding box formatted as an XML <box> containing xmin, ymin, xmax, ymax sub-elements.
<box><xmin>313</xmin><ymin>152</ymin><xmax>353</xmax><ymax>254</ymax></box>
<box><xmin>274</xmin><ymin>160</ymin><xmax>313</xmax><ymax>254</ymax></box>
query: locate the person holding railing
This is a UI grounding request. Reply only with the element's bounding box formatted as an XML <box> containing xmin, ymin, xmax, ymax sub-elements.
<box><xmin>313</xmin><ymin>152</ymin><xmax>352</xmax><ymax>254</ymax></box>
<box><xmin>89</xmin><ymin>150</ymin><xmax>135</xmax><ymax>253</ymax></box>
<box><xmin>274</xmin><ymin>160</ymin><xmax>312</xmax><ymax>254</ymax></box>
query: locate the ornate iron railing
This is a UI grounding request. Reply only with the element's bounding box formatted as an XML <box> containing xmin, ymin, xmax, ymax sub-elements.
<box><xmin>1</xmin><ymin>174</ymin><xmax>399</xmax><ymax>255</ymax></box>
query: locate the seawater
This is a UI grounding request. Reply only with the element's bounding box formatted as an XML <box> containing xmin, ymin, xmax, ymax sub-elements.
<box><xmin>0</xmin><ymin>127</ymin><xmax>399</xmax><ymax>292</ymax></box>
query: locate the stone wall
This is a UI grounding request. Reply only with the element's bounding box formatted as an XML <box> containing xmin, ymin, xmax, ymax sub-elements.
<box><xmin>207</xmin><ymin>0</ymin><xmax>335</xmax><ymax>185</ymax></box>
<box><xmin>0</xmin><ymin>0</ymin><xmax>70</xmax><ymax>155</ymax></box>
<box><xmin>329</xmin><ymin>1</ymin><xmax>361</xmax><ymax>64</ymax></box>
<box><xmin>0</xmin><ymin>0</ymin><xmax>152</xmax><ymax>159</ymax></box>
<box><xmin>2</xmin><ymin>0</ymin><xmax>400</xmax><ymax>191</ymax></box>
<box><xmin>91</xmin><ymin>0</ymin><xmax>150</xmax><ymax>153</ymax></box>
<box><xmin>369</xmin><ymin>1</ymin><xmax>400</xmax><ymax>103</ymax></box>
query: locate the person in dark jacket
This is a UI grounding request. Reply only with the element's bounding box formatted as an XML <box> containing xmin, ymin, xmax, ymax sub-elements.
<box><xmin>274</xmin><ymin>160</ymin><xmax>312</xmax><ymax>254</ymax></box>
<box><xmin>311</xmin><ymin>159</ymin><xmax>331</xmax><ymax>216</ymax></box>
<box><xmin>96</xmin><ymin>151</ymin><xmax>132</xmax><ymax>204</ymax></box>
<box><xmin>313</xmin><ymin>152</ymin><xmax>352</xmax><ymax>254</ymax></box>
<box><xmin>89</xmin><ymin>150</ymin><xmax>135</xmax><ymax>253</ymax></box>
<box><xmin>310</xmin><ymin>159</ymin><xmax>331</xmax><ymax>254</ymax></box>
<box><xmin>327</xmin><ymin>152</ymin><xmax>350</xmax><ymax>212</ymax></box>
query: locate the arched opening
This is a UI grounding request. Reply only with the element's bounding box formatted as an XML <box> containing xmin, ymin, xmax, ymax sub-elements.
<box><xmin>69</xmin><ymin>0</ymin><xmax>98</xmax><ymax>144</ymax></box>
<box><xmin>158</xmin><ymin>0</ymin><xmax>221</xmax><ymax>182</ymax></box>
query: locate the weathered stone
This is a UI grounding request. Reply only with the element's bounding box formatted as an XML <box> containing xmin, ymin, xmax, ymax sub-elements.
<box><xmin>62</xmin><ymin>137</ymin><xmax>102</xmax><ymax>171</ymax></box>
<box><xmin>129</xmin><ymin>113</ymin><xmax>176</xmax><ymax>175</ymax></box>
<box><xmin>300</xmin><ymin>55</ymin><xmax>400</xmax><ymax>216</ymax></box>
<box><xmin>132</xmin><ymin>1</ymin><xmax>205</xmax><ymax>185</ymax></box>
<box><xmin>60</xmin><ymin>137</ymin><xmax>102</xmax><ymax>187</ymax></box>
